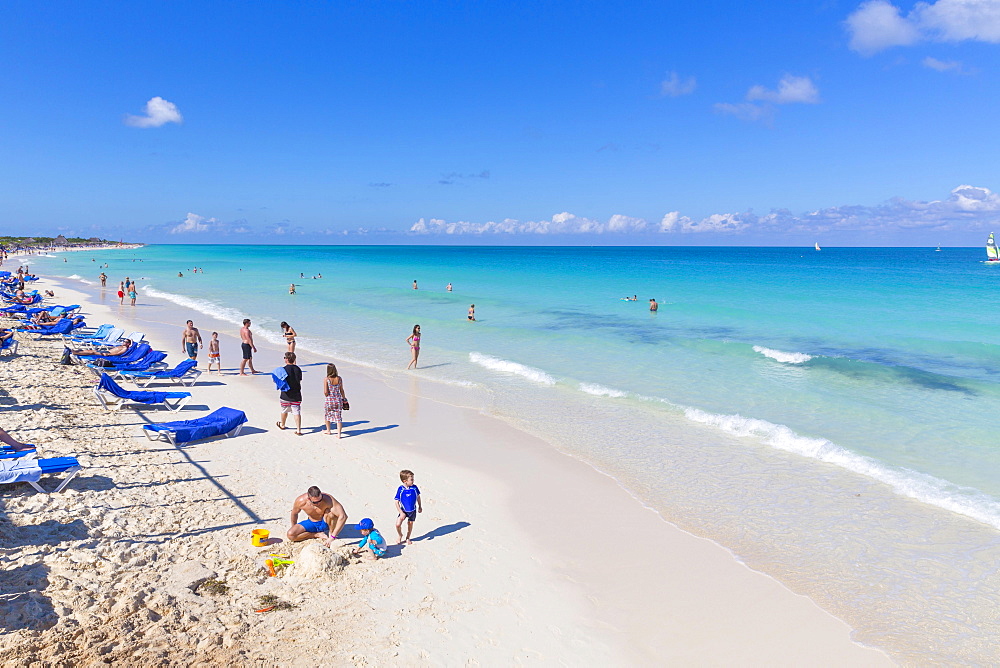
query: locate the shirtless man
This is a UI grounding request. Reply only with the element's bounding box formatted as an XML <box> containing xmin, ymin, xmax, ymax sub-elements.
<box><xmin>287</xmin><ymin>486</ymin><xmax>348</xmax><ymax>545</ymax></box>
<box><xmin>99</xmin><ymin>272</ymin><xmax>107</xmax><ymax>287</ymax></box>
<box><xmin>239</xmin><ymin>318</ymin><xmax>258</xmax><ymax>375</ymax></box>
<box><xmin>649</xmin><ymin>298</ymin><xmax>658</xmax><ymax>312</ymax></box>
<box><xmin>181</xmin><ymin>320</ymin><xmax>203</xmax><ymax>360</ymax></box>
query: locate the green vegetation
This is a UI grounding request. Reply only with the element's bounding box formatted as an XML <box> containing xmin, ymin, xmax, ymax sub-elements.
<box><xmin>0</xmin><ymin>235</ymin><xmax>136</xmax><ymax>247</ymax></box>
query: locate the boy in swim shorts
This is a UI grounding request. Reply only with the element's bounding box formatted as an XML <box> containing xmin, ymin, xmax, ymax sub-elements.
<box><xmin>354</xmin><ymin>518</ymin><xmax>387</xmax><ymax>560</ymax></box>
<box><xmin>394</xmin><ymin>469</ymin><xmax>422</xmax><ymax>545</ymax></box>
<box><xmin>207</xmin><ymin>331</ymin><xmax>221</xmax><ymax>374</ymax></box>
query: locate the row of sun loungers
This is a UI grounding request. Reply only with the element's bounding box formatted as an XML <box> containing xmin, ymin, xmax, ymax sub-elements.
<box><xmin>2</xmin><ymin>297</ymin><xmax>247</xmax><ymax>495</ymax></box>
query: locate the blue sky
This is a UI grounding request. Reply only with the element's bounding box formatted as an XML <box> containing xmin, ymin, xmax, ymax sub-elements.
<box><xmin>2</xmin><ymin>0</ymin><xmax>999</xmax><ymax>245</ymax></box>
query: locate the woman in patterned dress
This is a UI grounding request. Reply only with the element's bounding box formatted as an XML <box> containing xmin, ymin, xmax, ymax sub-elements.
<box><xmin>323</xmin><ymin>363</ymin><xmax>348</xmax><ymax>438</ymax></box>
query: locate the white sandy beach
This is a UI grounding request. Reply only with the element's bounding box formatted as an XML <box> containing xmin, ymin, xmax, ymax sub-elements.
<box><xmin>0</xmin><ymin>275</ymin><xmax>892</xmax><ymax>665</ymax></box>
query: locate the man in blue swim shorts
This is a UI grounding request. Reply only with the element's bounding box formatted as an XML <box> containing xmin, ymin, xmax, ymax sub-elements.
<box><xmin>287</xmin><ymin>486</ymin><xmax>349</xmax><ymax>546</ymax></box>
<box><xmin>181</xmin><ymin>320</ymin><xmax>202</xmax><ymax>361</ymax></box>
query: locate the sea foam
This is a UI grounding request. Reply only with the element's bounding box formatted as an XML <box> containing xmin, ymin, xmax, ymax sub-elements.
<box><xmin>752</xmin><ymin>345</ymin><xmax>813</xmax><ymax>364</ymax></box>
<box><xmin>579</xmin><ymin>382</ymin><xmax>628</xmax><ymax>398</ymax></box>
<box><xmin>683</xmin><ymin>407</ymin><xmax>1000</xmax><ymax>530</ymax></box>
<box><xmin>143</xmin><ymin>286</ymin><xmax>253</xmax><ymax>331</ymax></box>
<box><xmin>469</xmin><ymin>352</ymin><xmax>556</xmax><ymax>386</ymax></box>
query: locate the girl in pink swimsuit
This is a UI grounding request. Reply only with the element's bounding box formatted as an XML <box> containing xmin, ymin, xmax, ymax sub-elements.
<box><xmin>406</xmin><ymin>324</ymin><xmax>421</xmax><ymax>370</ymax></box>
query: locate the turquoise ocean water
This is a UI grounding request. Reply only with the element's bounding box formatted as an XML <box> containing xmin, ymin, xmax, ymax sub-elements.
<box><xmin>33</xmin><ymin>245</ymin><xmax>1000</xmax><ymax>662</ymax></box>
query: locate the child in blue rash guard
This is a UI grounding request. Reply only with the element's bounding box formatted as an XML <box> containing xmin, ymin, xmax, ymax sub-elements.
<box><xmin>354</xmin><ymin>518</ymin><xmax>387</xmax><ymax>560</ymax></box>
<box><xmin>394</xmin><ymin>469</ymin><xmax>422</xmax><ymax>545</ymax></box>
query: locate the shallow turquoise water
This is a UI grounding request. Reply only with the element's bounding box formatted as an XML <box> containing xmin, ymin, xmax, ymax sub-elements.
<box><xmin>33</xmin><ymin>244</ymin><xmax>1000</xmax><ymax>662</ymax></box>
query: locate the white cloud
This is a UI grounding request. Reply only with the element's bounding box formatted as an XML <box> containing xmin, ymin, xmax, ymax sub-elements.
<box><xmin>170</xmin><ymin>213</ymin><xmax>215</xmax><ymax>234</ymax></box>
<box><xmin>923</xmin><ymin>55</ymin><xmax>964</xmax><ymax>71</ymax></box>
<box><xmin>409</xmin><ymin>212</ymin><xmax>650</xmax><ymax>235</ymax></box>
<box><xmin>409</xmin><ymin>185</ymin><xmax>1000</xmax><ymax>238</ymax></box>
<box><xmin>713</xmin><ymin>102</ymin><xmax>772</xmax><ymax>122</ymax></box>
<box><xmin>660</xmin><ymin>71</ymin><xmax>697</xmax><ymax>97</ymax></box>
<box><xmin>746</xmin><ymin>74</ymin><xmax>820</xmax><ymax>104</ymax></box>
<box><xmin>716</xmin><ymin>74</ymin><xmax>817</xmax><ymax>123</ymax></box>
<box><xmin>124</xmin><ymin>96</ymin><xmax>183</xmax><ymax>128</ymax></box>
<box><xmin>847</xmin><ymin>0</ymin><xmax>1000</xmax><ymax>54</ymax></box>
<box><xmin>846</xmin><ymin>0</ymin><xmax>920</xmax><ymax>54</ymax></box>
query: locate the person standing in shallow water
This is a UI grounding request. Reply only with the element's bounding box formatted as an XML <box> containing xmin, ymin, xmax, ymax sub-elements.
<box><xmin>468</xmin><ymin>304</ymin><xmax>476</xmax><ymax>321</ymax></box>
<box><xmin>649</xmin><ymin>298</ymin><xmax>658</xmax><ymax>312</ymax></box>
<box><xmin>281</xmin><ymin>321</ymin><xmax>297</xmax><ymax>352</ymax></box>
<box><xmin>412</xmin><ymin>279</ymin><xmax>418</xmax><ymax>290</ymax></box>
<box><xmin>406</xmin><ymin>325</ymin><xmax>421</xmax><ymax>369</ymax></box>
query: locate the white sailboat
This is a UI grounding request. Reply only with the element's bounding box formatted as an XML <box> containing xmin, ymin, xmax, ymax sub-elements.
<box><xmin>935</xmin><ymin>245</ymin><xmax>941</xmax><ymax>251</ymax></box>
<box><xmin>986</xmin><ymin>233</ymin><xmax>1000</xmax><ymax>263</ymax></box>
<box><xmin>814</xmin><ymin>242</ymin><xmax>821</xmax><ymax>251</ymax></box>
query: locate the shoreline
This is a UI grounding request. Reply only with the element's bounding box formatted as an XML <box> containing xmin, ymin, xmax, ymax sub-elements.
<box><xmin>0</xmin><ymin>272</ymin><xmax>893</xmax><ymax>663</ymax></box>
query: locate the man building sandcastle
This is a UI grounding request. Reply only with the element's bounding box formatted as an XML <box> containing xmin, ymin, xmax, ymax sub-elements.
<box><xmin>288</xmin><ymin>486</ymin><xmax>348</xmax><ymax>546</ymax></box>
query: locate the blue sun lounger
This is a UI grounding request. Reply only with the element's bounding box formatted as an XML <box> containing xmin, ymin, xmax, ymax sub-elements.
<box><xmin>66</xmin><ymin>323</ymin><xmax>114</xmax><ymax>342</ymax></box>
<box><xmin>142</xmin><ymin>407</ymin><xmax>248</xmax><ymax>445</ymax></box>
<box><xmin>94</xmin><ymin>373</ymin><xmax>191</xmax><ymax>412</ymax></box>
<box><xmin>0</xmin><ymin>456</ymin><xmax>82</xmax><ymax>493</ymax></box>
<box><xmin>122</xmin><ymin>359</ymin><xmax>201</xmax><ymax>387</ymax></box>
<box><xmin>110</xmin><ymin>350</ymin><xmax>168</xmax><ymax>375</ymax></box>
<box><xmin>0</xmin><ymin>336</ymin><xmax>17</xmax><ymax>356</ymax></box>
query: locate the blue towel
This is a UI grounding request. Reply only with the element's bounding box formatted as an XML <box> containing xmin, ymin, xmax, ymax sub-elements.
<box><xmin>144</xmin><ymin>407</ymin><xmax>248</xmax><ymax>444</ymax></box>
<box><xmin>271</xmin><ymin>366</ymin><xmax>290</xmax><ymax>392</ymax></box>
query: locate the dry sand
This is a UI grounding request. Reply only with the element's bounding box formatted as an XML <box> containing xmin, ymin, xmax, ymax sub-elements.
<box><xmin>0</xmin><ymin>277</ymin><xmax>892</xmax><ymax>666</ymax></box>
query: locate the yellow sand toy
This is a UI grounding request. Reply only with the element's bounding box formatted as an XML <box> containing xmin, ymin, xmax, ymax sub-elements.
<box><xmin>264</xmin><ymin>555</ymin><xmax>294</xmax><ymax>577</ymax></box>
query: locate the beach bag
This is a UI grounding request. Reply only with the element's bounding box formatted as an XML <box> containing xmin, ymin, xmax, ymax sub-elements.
<box><xmin>342</xmin><ymin>399</ymin><xmax>350</xmax><ymax>410</ymax></box>
<box><xmin>60</xmin><ymin>347</ymin><xmax>72</xmax><ymax>365</ymax></box>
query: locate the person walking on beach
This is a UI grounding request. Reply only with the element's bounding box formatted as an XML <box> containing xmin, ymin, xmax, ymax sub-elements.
<box><xmin>468</xmin><ymin>304</ymin><xmax>476</xmax><ymax>321</ymax></box>
<box><xmin>276</xmin><ymin>351</ymin><xmax>304</xmax><ymax>435</ymax></box>
<box><xmin>239</xmin><ymin>319</ymin><xmax>258</xmax><ymax>375</ymax></box>
<box><xmin>394</xmin><ymin>469</ymin><xmax>422</xmax><ymax>545</ymax></box>
<box><xmin>207</xmin><ymin>332</ymin><xmax>221</xmax><ymax>374</ymax></box>
<box><xmin>129</xmin><ymin>284</ymin><xmax>138</xmax><ymax>306</ymax></box>
<box><xmin>323</xmin><ymin>363</ymin><xmax>348</xmax><ymax>438</ymax></box>
<box><xmin>99</xmin><ymin>272</ymin><xmax>107</xmax><ymax>287</ymax></box>
<box><xmin>181</xmin><ymin>320</ymin><xmax>203</xmax><ymax>361</ymax></box>
<box><xmin>281</xmin><ymin>321</ymin><xmax>297</xmax><ymax>352</ymax></box>
<box><xmin>406</xmin><ymin>324</ymin><xmax>421</xmax><ymax>370</ymax></box>
<box><xmin>287</xmin><ymin>485</ymin><xmax>348</xmax><ymax>545</ymax></box>
<box><xmin>117</xmin><ymin>281</ymin><xmax>125</xmax><ymax>304</ymax></box>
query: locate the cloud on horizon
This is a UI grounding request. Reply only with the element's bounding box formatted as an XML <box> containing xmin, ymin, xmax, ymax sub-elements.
<box><xmin>846</xmin><ymin>0</ymin><xmax>1000</xmax><ymax>55</ymax></box>
<box><xmin>715</xmin><ymin>74</ymin><xmax>819</xmax><ymax>123</ymax></box>
<box><xmin>409</xmin><ymin>185</ymin><xmax>1000</xmax><ymax>237</ymax></box>
<box><xmin>124</xmin><ymin>96</ymin><xmax>183</xmax><ymax>128</ymax></box>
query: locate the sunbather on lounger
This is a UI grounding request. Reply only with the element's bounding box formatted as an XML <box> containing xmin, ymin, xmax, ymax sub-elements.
<box><xmin>0</xmin><ymin>329</ymin><xmax>13</xmax><ymax>344</ymax></box>
<box><xmin>20</xmin><ymin>316</ymin><xmax>84</xmax><ymax>331</ymax></box>
<box><xmin>0</xmin><ymin>427</ymin><xmax>35</xmax><ymax>452</ymax></box>
<box><xmin>68</xmin><ymin>339</ymin><xmax>132</xmax><ymax>357</ymax></box>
